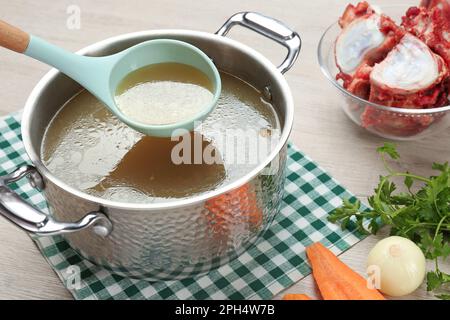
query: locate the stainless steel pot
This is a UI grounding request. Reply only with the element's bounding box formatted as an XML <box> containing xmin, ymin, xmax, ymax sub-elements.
<box><xmin>0</xmin><ymin>12</ymin><xmax>300</xmax><ymax>280</ymax></box>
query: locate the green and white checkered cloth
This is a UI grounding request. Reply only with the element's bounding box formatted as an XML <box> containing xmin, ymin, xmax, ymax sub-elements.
<box><xmin>0</xmin><ymin>113</ymin><xmax>366</xmax><ymax>300</ymax></box>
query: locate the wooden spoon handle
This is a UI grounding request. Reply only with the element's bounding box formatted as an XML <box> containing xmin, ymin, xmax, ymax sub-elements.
<box><xmin>0</xmin><ymin>20</ymin><xmax>30</xmax><ymax>53</ymax></box>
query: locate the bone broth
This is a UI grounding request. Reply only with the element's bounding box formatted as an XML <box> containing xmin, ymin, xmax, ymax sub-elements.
<box><xmin>115</xmin><ymin>63</ymin><xmax>214</xmax><ymax>125</ymax></box>
<box><xmin>41</xmin><ymin>72</ymin><xmax>280</xmax><ymax>203</ymax></box>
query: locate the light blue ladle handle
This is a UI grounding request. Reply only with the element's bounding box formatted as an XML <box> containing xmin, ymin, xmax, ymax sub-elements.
<box><xmin>25</xmin><ymin>35</ymin><xmax>118</xmax><ymax>110</ymax></box>
<box><xmin>0</xmin><ymin>20</ymin><xmax>221</xmax><ymax>137</ymax></box>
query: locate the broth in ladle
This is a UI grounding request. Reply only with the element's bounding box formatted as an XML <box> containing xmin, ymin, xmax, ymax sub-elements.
<box><xmin>115</xmin><ymin>63</ymin><xmax>214</xmax><ymax>125</ymax></box>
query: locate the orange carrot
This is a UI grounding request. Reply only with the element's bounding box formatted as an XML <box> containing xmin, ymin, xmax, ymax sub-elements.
<box><xmin>306</xmin><ymin>242</ymin><xmax>385</xmax><ymax>300</ymax></box>
<box><xmin>205</xmin><ymin>184</ymin><xmax>263</xmax><ymax>235</ymax></box>
<box><xmin>282</xmin><ymin>294</ymin><xmax>313</xmax><ymax>300</ymax></box>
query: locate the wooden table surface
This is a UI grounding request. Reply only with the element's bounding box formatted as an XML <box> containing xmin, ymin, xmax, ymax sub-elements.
<box><xmin>0</xmin><ymin>0</ymin><xmax>448</xmax><ymax>300</ymax></box>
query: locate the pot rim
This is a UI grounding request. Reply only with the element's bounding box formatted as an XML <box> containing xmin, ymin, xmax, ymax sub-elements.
<box><xmin>22</xmin><ymin>29</ymin><xmax>294</xmax><ymax>211</ymax></box>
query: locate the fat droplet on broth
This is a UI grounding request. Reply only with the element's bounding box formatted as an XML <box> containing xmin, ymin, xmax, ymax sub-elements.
<box><xmin>41</xmin><ymin>72</ymin><xmax>280</xmax><ymax>203</ymax></box>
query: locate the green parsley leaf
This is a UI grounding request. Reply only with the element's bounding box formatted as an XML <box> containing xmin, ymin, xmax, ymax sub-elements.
<box><xmin>404</xmin><ymin>175</ymin><xmax>413</xmax><ymax>190</ymax></box>
<box><xmin>377</xmin><ymin>142</ymin><xmax>400</xmax><ymax>160</ymax></box>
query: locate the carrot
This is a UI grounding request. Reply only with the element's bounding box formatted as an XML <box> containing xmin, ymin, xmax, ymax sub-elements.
<box><xmin>205</xmin><ymin>184</ymin><xmax>263</xmax><ymax>235</ymax></box>
<box><xmin>306</xmin><ymin>242</ymin><xmax>385</xmax><ymax>300</ymax></box>
<box><xmin>282</xmin><ymin>294</ymin><xmax>313</xmax><ymax>300</ymax></box>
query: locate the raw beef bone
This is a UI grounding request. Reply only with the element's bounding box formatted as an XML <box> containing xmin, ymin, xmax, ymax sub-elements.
<box><xmin>402</xmin><ymin>0</ymin><xmax>450</xmax><ymax>68</ymax></box>
<box><xmin>362</xmin><ymin>34</ymin><xmax>449</xmax><ymax>136</ymax></box>
<box><xmin>335</xmin><ymin>1</ymin><xmax>404</xmax><ymax>100</ymax></box>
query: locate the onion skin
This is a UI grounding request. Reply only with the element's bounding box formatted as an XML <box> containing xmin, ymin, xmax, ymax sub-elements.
<box><xmin>367</xmin><ymin>236</ymin><xmax>426</xmax><ymax>297</ymax></box>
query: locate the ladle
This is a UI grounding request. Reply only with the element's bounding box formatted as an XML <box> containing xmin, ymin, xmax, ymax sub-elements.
<box><xmin>0</xmin><ymin>20</ymin><xmax>221</xmax><ymax>137</ymax></box>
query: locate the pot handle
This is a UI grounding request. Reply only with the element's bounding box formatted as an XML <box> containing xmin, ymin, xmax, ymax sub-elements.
<box><xmin>0</xmin><ymin>165</ymin><xmax>112</xmax><ymax>237</ymax></box>
<box><xmin>216</xmin><ymin>12</ymin><xmax>301</xmax><ymax>74</ymax></box>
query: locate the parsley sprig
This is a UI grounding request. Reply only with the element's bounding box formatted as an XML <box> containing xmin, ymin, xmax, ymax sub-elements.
<box><xmin>328</xmin><ymin>143</ymin><xmax>450</xmax><ymax>299</ymax></box>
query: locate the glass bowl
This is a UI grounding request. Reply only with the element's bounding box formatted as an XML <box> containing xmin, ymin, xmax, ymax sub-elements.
<box><xmin>317</xmin><ymin>5</ymin><xmax>450</xmax><ymax>141</ymax></box>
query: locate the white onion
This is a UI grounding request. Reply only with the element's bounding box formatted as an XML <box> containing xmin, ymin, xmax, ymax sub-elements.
<box><xmin>367</xmin><ymin>236</ymin><xmax>426</xmax><ymax>297</ymax></box>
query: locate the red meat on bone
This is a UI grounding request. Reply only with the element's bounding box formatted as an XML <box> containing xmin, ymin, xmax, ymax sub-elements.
<box><xmin>402</xmin><ymin>0</ymin><xmax>450</xmax><ymax>68</ymax></box>
<box><xmin>334</xmin><ymin>1</ymin><xmax>450</xmax><ymax>136</ymax></box>
<box><xmin>335</xmin><ymin>2</ymin><xmax>404</xmax><ymax>100</ymax></box>
<box><xmin>362</xmin><ymin>34</ymin><xmax>449</xmax><ymax>135</ymax></box>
